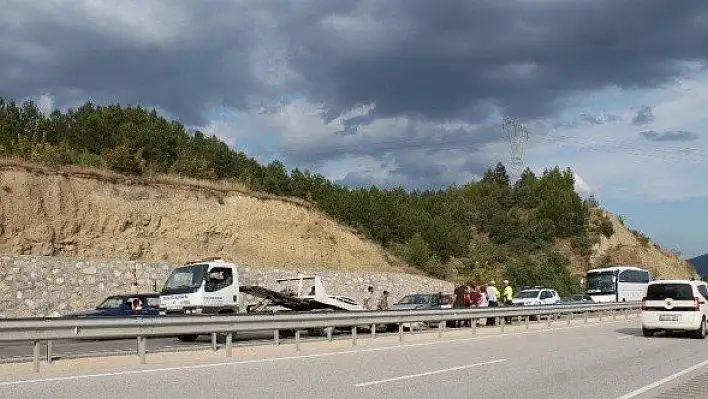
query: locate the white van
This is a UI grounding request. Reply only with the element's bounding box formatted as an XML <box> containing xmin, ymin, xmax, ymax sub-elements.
<box><xmin>641</xmin><ymin>279</ymin><xmax>708</xmax><ymax>338</ymax></box>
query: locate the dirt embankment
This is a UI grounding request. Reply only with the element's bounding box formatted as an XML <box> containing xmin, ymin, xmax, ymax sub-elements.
<box><xmin>0</xmin><ymin>162</ymin><xmax>695</xmax><ymax>281</ymax></box>
<box><xmin>0</xmin><ymin>163</ymin><xmax>409</xmax><ymax>273</ymax></box>
<box><xmin>590</xmin><ymin>210</ymin><xmax>696</xmax><ymax>279</ymax></box>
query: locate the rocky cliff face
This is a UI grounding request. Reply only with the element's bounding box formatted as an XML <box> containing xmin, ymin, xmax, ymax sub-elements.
<box><xmin>0</xmin><ymin>164</ymin><xmax>403</xmax><ymax>272</ymax></box>
<box><xmin>591</xmin><ymin>211</ymin><xmax>696</xmax><ymax>279</ymax></box>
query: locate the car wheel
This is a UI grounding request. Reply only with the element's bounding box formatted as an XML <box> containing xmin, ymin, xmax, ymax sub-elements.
<box><xmin>642</xmin><ymin>327</ymin><xmax>653</xmax><ymax>337</ymax></box>
<box><xmin>177</xmin><ymin>334</ymin><xmax>199</xmax><ymax>342</ymax></box>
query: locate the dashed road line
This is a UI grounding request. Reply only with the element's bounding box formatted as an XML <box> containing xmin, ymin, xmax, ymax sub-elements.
<box><xmin>354</xmin><ymin>359</ymin><xmax>506</xmax><ymax>387</ymax></box>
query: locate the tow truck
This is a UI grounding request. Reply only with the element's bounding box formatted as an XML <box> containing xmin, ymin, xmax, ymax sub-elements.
<box><xmin>159</xmin><ymin>258</ymin><xmax>366</xmax><ymax>341</ymax></box>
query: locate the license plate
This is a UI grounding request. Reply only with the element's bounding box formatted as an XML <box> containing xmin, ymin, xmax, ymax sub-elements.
<box><xmin>659</xmin><ymin>314</ymin><xmax>679</xmax><ymax>321</ymax></box>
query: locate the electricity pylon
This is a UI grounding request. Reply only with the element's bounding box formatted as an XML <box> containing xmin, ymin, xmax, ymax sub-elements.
<box><xmin>502</xmin><ymin>116</ymin><xmax>530</xmax><ymax>183</ymax></box>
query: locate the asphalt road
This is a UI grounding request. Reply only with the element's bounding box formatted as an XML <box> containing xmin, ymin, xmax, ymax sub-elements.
<box><xmin>3</xmin><ymin>317</ymin><xmax>708</xmax><ymax>398</ymax></box>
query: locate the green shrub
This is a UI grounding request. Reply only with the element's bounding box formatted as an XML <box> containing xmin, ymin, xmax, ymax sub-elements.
<box><xmin>570</xmin><ymin>234</ymin><xmax>594</xmax><ymax>257</ymax></box>
<box><xmin>103</xmin><ymin>142</ymin><xmax>143</xmax><ymax>175</ymax></box>
<box><xmin>598</xmin><ymin>215</ymin><xmax>614</xmax><ymax>238</ymax></box>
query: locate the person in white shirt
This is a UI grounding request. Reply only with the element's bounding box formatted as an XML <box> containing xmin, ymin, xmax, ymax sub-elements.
<box><xmin>362</xmin><ymin>286</ymin><xmax>375</xmax><ymax>310</ymax></box>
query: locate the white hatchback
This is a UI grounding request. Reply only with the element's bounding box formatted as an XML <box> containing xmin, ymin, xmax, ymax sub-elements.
<box><xmin>641</xmin><ymin>279</ymin><xmax>708</xmax><ymax>338</ymax></box>
<box><xmin>511</xmin><ymin>287</ymin><xmax>561</xmax><ymax>306</ymax></box>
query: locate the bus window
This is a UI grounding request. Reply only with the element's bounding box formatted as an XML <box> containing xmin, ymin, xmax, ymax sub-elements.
<box><xmin>587</xmin><ymin>272</ymin><xmax>615</xmax><ymax>294</ymax></box>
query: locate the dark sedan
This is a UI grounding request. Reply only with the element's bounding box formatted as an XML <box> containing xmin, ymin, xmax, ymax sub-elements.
<box><xmin>559</xmin><ymin>294</ymin><xmax>595</xmax><ymax>304</ymax></box>
<box><xmin>63</xmin><ymin>293</ymin><xmax>161</xmax><ymax>317</ymax></box>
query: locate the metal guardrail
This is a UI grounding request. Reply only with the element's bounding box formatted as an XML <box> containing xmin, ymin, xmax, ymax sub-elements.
<box><xmin>0</xmin><ymin>301</ymin><xmax>640</xmax><ymax>372</ymax></box>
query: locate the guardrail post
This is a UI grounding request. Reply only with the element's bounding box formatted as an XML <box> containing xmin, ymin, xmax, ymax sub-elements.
<box><xmin>567</xmin><ymin>312</ymin><xmax>571</xmax><ymax>326</ymax></box>
<box><xmin>211</xmin><ymin>333</ymin><xmax>218</xmax><ymax>351</ymax></box>
<box><xmin>471</xmin><ymin>318</ymin><xmax>477</xmax><ymax>334</ymax></box>
<box><xmin>295</xmin><ymin>330</ymin><xmax>301</xmax><ymax>352</ymax></box>
<box><xmin>438</xmin><ymin>321</ymin><xmax>444</xmax><ymax>338</ymax></box>
<box><xmin>225</xmin><ymin>333</ymin><xmax>233</xmax><ymax>358</ymax></box>
<box><xmin>137</xmin><ymin>336</ymin><xmax>146</xmax><ymax>364</ymax></box>
<box><xmin>525</xmin><ymin>316</ymin><xmax>530</xmax><ymax>330</ymax></box>
<box><xmin>547</xmin><ymin>314</ymin><xmax>552</xmax><ymax>327</ymax></box>
<box><xmin>612</xmin><ymin>309</ymin><xmax>616</xmax><ymax>321</ymax></box>
<box><xmin>584</xmin><ymin>311</ymin><xmax>588</xmax><ymax>324</ymax></box>
<box><xmin>399</xmin><ymin>323</ymin><xmax>404</xmax><ymax>342</ymax></box>
<box><xmin>274</xmin><ymin>330</ymin><xmax>280</xmax><ymax>345</ymax></box>
<box><xmin>624</xmin><ymin>308</ymin><xmax>629</xmax><ymax>320</ymax></box>
<box><xmin>351</xmin><ymin>326</ymin><xmax>358</xmax><ymax>346</ymax></box>
<box><xmin>327</xmin><ymin>327</ymin><xmax>333</xmax><ymax>342</ymax></box>
<box><xmin>500</xmin><ymin>317</ymin><xmax>505</xmax><ymax>333</ymax></box>
<box><xmin>46</xmin><ymin>340</ymin><xmax>53</xmax><ymax>364</ymax></box>
<box><xmin>599</xmin><ymin>310</ymin><xmax>603</xmax><ymax>321</ymax></box>
<box><xmin>371</xmin><ymin>324</ymin><xmax>376</xmax><ymax>339</ymax></box>
<box><xmin>33</xmin><ymin>340</ymin><xmax>40</xmax><ymax>372</ymax></box>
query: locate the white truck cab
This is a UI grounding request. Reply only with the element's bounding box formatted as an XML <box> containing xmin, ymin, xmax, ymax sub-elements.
<box><xmin>159</xmin><ymin>258</ymin><xmax>241</xmax><ymax>316</ymax></box>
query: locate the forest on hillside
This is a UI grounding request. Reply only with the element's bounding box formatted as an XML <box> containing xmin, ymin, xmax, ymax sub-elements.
<box><xmin>0</xmin><ymin>98</ymin><xmax>616</xmax><ymax>296</ymax></box>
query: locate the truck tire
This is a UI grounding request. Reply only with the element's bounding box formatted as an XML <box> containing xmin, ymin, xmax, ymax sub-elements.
<box><xmin>177</xmin><ymin>334</ymin><xmax>199</xmax><ymax>342</ymax></box>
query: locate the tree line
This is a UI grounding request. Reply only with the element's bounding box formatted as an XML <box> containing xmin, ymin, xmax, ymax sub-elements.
<box><xmin>0</xmin><ymin>98</ymin><xmax>615</xmax><ymax>296</ymax></box>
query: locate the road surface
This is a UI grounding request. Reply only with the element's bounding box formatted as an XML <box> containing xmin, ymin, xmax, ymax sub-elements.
<box><xmin>2</xmin><ymin>317</ymin><xmax>708</xmax><ymax>398</ymax></box>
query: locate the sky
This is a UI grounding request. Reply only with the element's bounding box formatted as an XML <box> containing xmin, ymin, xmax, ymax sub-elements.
<box><xmin>1</xmin><ymin>0</ymin><xmax>707</xmax><ymax>258</ymax></box>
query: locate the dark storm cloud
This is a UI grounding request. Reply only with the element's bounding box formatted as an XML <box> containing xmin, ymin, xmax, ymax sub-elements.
<box><xmin>3</xmin><ymin>0</ymin><xmax>708</xmax><ymax>188</ymax></box>
<box><xmin>0</xmin><ymin>1</ymin><xmax>348</xmax><ymax>125</ymax></box>
<box><xmin>633</xmin><ymin>106</ymin><xmax>656</xmax><ymax>126</ymax></box>
<box><xmin>281</xmin><ymin>120</ymin><xmax>505</xmax><ymax>167</ymax></box>
<box><xmin>640</xmin><ymin>130</ymin><xmax>699</xmax><ymax>142</ymax></box>
<box><xmin>4</xmin><ymin>0</ymin><xmax>708</xmax><ymax>126</ymax></box>
<box><xmin>290</xmin><ymin>0</ymin><xmax>708</xmax><ymax>123</ymax></box>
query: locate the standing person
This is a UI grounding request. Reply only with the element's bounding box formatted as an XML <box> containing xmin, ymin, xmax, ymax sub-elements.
<box><xmin>486</xmin><ymin>281</ymin><xmax>499</xmax><ymax>326</ymax></box>
<box><xmin>502</xmin><ymin>280</ymin><xmax>514</xmax><ymax>323</ymax></box>
<box><xmin>363</xmin><ymin>286</ymin><xmax>375</xmax><ymax>310</ymax></box>
<box><xmin>377</xmin><ymin>290</ymin><xmax>390</xmax><ymax>310</ymax></box>
<box><xmin>461</xmin><ymin>285</ymin><xmax>472</xmax><ymax>327</ymax></box>
<box><xmin>451</xmin><ymin>284</ymin><xmax>466</xmax><ymax>327</ymax></box>
<box><xmin>478</xmin><ymin>285</ymin><xmax>489</xmax><ymax>326</ymax></box>
<box><xmin>503</xmin><ymin>280</ymin><xmax>513</xmax><ymax>304</ymax></box>
<box><xmin>469</xmin><ymin>286</ymin><xmax>482</xmax><ymax>307</ymax></box>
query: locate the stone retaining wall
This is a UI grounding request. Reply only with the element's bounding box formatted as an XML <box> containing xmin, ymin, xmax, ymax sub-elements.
<box><xmin>0</xmin><ymin>255</ymin><xmax>455</xmax><ymax>317</ymax></box>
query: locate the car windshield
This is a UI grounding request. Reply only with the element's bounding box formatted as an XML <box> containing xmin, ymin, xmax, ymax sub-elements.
<box><xmin>397</xmin><ymin>294</ymin><xmax>431</xmax><ymax>305</ymax></box>
<box><xmin>162</xmin><ymin>264</ymin><xmax>209</xmax><ymax>294</ymax></box>
<box><xmin>646</xmin><ymin>283</ymin><xmax>694</xmax><ymax>300</ymax></box>
<box><xmin>96</xmin><ymin>297</ymin><xmax>126</xmax><ymax>309</ymax></box>
<box><xmin>515</xmin><ymin>290</ymin><xmax>539</xmax><ymax>299</ymax></box>
<box><xmin>586</xmin><ymin>272</ymin><xmax>615</xmax><ymax>294</ymax></box>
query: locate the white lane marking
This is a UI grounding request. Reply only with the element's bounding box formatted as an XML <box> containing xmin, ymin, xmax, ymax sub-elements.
<box><xmin>0</xmin><ymin>318</ymin><xmax>635</xmax><ymax>387</ymax></box>
<box><xmin>616</xmin><ymin>358</ymin><xmax>708</xmax><ymax>399</ymax></box>
<box><xmin>354</xmin><ymin>359</ymin><xmax>506</xmax><ymax>387</ymax></box>
<box><xmin>617</xmin><ymin>335</ymin><xmax>632</xmax><ymax>340</ymax></box>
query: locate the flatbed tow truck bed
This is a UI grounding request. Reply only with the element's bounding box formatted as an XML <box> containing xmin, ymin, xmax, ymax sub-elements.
<box><xmin>239</xmin><ymin>285</ymin><xmax>330</xmax><ymax>311</ymax></box>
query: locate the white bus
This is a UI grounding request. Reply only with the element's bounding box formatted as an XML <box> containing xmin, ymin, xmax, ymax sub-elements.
<box><xmin>584</xmin><ymin>266</ymin><xmax>652</xmax><ymax>303</ymax></box>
